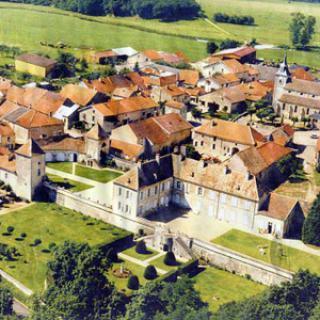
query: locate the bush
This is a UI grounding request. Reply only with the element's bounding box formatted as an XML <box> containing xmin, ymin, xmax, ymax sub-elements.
<box><xmin>135</xmin><ymin>240</ymin><xmax>147</xmax><ymax>254</ymax></box>
<box><xmin>144</xmin><ymin>265</ymin><xmax>157</xmax><ymax>280</ymax></box>
<box><xmin>48</xmin><ymin>242</ymin><xmax>56</xmax><ymax>250</ymax></box>
<box><xmin>106</xmin><ymin>248</ymin><xmax>118</xmax><ymax>262</ymax></box>
<box><xmin>34</xmin><ymin>239</ymin><xmax>42</xmax><ymax>246</ymax></box>
<box><xmin>20</xmin><ymin>233</ymin><xmax>27</xmax><ymax>238</ymax></box>
<box><xmin>7</xmin><ymin>226</ymin><xmax>14</xmax><ymax>233</ymax></box>
<box><xmin>127</xmin><ymin>275</ymin><xmax>139</xmax><ymax>290</ymax></box>
<box><xmin>164</xmin><ymin>251</ymin><xmax>177</xmax><ymax>266</ymax></box>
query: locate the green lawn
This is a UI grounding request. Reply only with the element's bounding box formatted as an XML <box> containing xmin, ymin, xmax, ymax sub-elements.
<box><xmin>46</xmin><ymin>162</ymin><xmax>73</xmax><ymax>174</ymax></box>
<box><xmin>47</xmin><ymin>174</ymin><xmax>93</xmax><ymax>192</ymax></box>
<box><xmin>107</xmin><ymin>258</ymin><xmax>151</xmax><ymax>294</ymax></box>
<box><xmin>151</xmin><ymin>255</ymin><xmax>181</xmax><ymax>272</ymax></box>
<box><xmin>194</xmin><ymin>266</ymin><xmax>265</xmax><ymax>312</ymax></box>
<box><xmin>212</xmin><ymin>229</ymin><xmax>320</xmax><ymax>274</ymax></box>
<box><xmin>75</xmin><ymin>165</ymin><xmax>122</xmax><ymax>183</ymax></box>
<box><xmin>0</xmin><ymin>202</ymin><xmax>130</xmax><ymax>293</ymax></box>
<box><xmin>122</xmin><ymin>246</ymin><xmax>158</xmax><ymax>261</ymax></box>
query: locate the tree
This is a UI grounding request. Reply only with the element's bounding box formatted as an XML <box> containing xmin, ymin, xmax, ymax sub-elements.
<box><xmin>127</xmin><ymin>275</ymin><xmax>140</xmax><ymax>290</ymax></box>
<box><xmin>220</xmin><ymin>39</ymin><xmax>241</xmax><ymax>50</ymax></box>
<box><xmin>144</xmin><ymin>265</ymin><xmax>157</xmax><ymax>280</ymax></box>
<box><xmin>33</xmin><ymin>241</ymin><xmax>126</xmax><ymax>320</ymax></box>
<box><xmin>289</xmin><ymin>12</ymin><xmax>316</xmax><ymax>48</ymax></box>
<box><xmin>164</xmin><ymin>251</ymin><xmax>176</xmax><ymax>266</ymax></box>
<box><xmin>125</xmin><ymin>277</ymin><xmax>210</xmax><ymax>320</ymax></box>
<box><xmin>135</xmin><ymin>240</ymin><xmax>147</xmax><ymax>254</ymax></box>
<box><xmin>206</xmin><ymin>41</ymin><xmax>218</xmax><ymax>54</ymax></box>
<box><xmin>191</xmin><ymin>107</ymin><xmax>202</xmax><ymax>119</ymax></box>
<box><xmin>302</xmin><ymin>194</ymin><xmax>320</xmax><ymax>246</ymax></box>
<box><xmin>0</xmin><ymin>286</ymin><xmax>13</xmax><ymax>317</ymax></box>
<box><xmin>186</xmin><ymin>145</ymin><xmax>201</xmax><ymax>160</ymax></box>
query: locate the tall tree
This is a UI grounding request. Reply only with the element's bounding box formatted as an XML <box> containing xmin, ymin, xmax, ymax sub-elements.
<box><xmin>302</xmin><ymin>194</ymin><xmax>320</xmax><ymax>246</ymax></box>
<box><xmin>32</xmin><ymin>241</ymin><xmax>127</xmax><ymax>320</ymax></box>
<box><xmin>289</xmin><ymin>12</ymin><xmax>316</xmax><ymax>48</ymax></box>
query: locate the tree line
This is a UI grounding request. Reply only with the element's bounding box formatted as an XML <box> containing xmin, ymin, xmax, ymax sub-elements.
<box><xmin>213</xmin><ymin>13</ymin><xmax>255</xmax><ymax>26</ymax></box>
<box><xmin>2</xmin><ymin>0</ymin><xmax>201</xmax><ymax>20</ymax></box>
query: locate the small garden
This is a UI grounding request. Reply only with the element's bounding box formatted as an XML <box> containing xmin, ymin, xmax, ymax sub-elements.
<box><xmin>47</xmin><ymin>174</ymin><xmax>93</xmax><ymax>192</ymax></box>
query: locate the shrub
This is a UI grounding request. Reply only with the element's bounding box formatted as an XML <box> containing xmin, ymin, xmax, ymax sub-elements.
<box><xmin>34</xmin><ymin>239</ymin><xmax>42</xmax><ymax>246</ymax></box>
<box><xmin>127</xmin><ymin>275</ymin><xmax>139</xmax><ymax>290</ymax></box>
<box><xmin>144</xmin><ymin>265</ymin><xmax>157</xmax><ymax>280</ymax></box>
<box><xmin>7</xmin><ymin>226</ymin><xmax>14</xmax><ymax>233</ymax></box>
<box><xmin>106</xmin><ymin>248</ymin><xmax>118</xmax><ymax>262</ymax></box>
<box><xmin>20</xmin><ymin>233</ymin><xmax>27</xmax><ymax>238</ymax></box>
<box><xmin>48</xmin><ymin>242</ymin><xmax>56</xmax><ymax>250</ymax></box>
<box><xmin>41</xmin><ymin>249</ymin><xmax>51</xmax><ymax>253</ymax></box>
<box><xmin>164</xmin><ymin>251</ymin><xmax>176</xmax><ymax>266</ymax></box>
<box><xmin>135</xmin><ymin>240</ymin><xmax>147</xmax><ymax>254</ymax></box>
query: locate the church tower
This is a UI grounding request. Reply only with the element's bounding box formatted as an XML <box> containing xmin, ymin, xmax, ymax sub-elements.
<box><xmin>273</xmin><ymin>52</ymin><xmax>291</xmax><ymax>113</ymax></box>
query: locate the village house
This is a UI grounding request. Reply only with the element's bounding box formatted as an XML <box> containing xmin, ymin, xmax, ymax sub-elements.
<box><xmin>198</xmin><ymin>86</ymin><xmax>246</xmax><ymax>113</ymax></box>
<box><xmin>143</xmin><ymin>50</ymin><xmax>188</xmax><ymax>66</ymax></box>
<box><xmin>0</xmin><ymin>139</ymin><xmax>45</xmax><ymax>201</ymax></box>
<box><xmin>164</xmin><ymin>100</ymin><xmax>188</xmax><ymax>119</ymax></box>
<box><xmin>267</xmin><ymin>125</ymin><xmax>295</xmax><ymax>146</ymax></box>
<box><xmin>15</xmin><ymin>53</ymin><xmax>57</xmax><ymax>78</ymax></box>
<box><xmin>254</xmin><ymin>192</ymin><xmax>305</xmax><ymax>238</ymax></box>
<box><xmin>79</xmin><ymin>96</ymin><xmax>159</xmax><ymax>132</ymax></box>
<box><xmin>0</xmin><ymin>123</ymin><xmax>15</xmax><ymax>150</ymax></box>
<box><xmin>227</xmin><ymin>141</ymin><xmax>293</xmax><ymax>191</ymax></box>
<box><xmin>197</xmin><ymin>73</ymin><xmax>240</xmax><ymax>92</ymax></box>
<box><xmin>110</xmin><ymin>113</ymin><xmax>192</xmax><ymax>159</ymax></box>
<box><xmin>273</xmin><ymin>54</ymin><xmax>320</xmax><ymax>121</ymax></box>
<box><xmin>236</xmin><ymin>81</ymin><xmax>273</xmax><ymax>104</ymax></box>
<box><xmin>178</xmin><ymin>69</ymin><xmax>200</xmax><ymax>88</ymax></box>
<box><xmin>212</xmin><ymin>46</ymin><xmax>257</xmax><ymax>64</ymax></box>
<box><xmin>192</xmin><ymin>119</ymin><xmax>265</xmax><ymax>159</ymax></box>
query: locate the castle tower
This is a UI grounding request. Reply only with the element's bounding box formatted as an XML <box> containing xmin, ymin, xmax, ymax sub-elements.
<box><xmin>273</xmin><ymin>52</ymin><xmax>292</xmax><ymax>113</ymax></box>
<box><xmin>15</xmin><ymin>139</ymin><xmax>45</xmax><ymax>201</ymax></box>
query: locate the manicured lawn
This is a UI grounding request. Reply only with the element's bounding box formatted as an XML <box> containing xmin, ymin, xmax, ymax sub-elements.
<box><xmin>47</xmin><ymin>174</ymin><xmax>93</xmax><ymax>192</ymax></box>
<box><xmin>0</xmin><ymin>202</ymin><xmax>130</xmax><ymax>293</ymax></box>
<box><xmin>46</xmin><ymin>162</ymin><xmax>73</xmax><ymax>174</ymax></box>
<box><xmin>122</xmin><ymin>246</ymin><xmax>158</xmax><ymax>261</ymax></box>
<box><xmin>107</xmin><ymin>258</ymin><xmax>150</xmax><ymax>294</ymax></box>
<box><xmin>194</xmin><ymin>266</ymin><xmax>266</xmax><ymax>312</ymax></box>
<box><xmin>212</xmin><ymin>229</ymin><xmax>320</xmax><ymax>274</ymax></box>
<box><xmin>151</xmin><ymin>255</ymin><xmax>181</xmax><ymax>272</ymax></box>
<box><xmin>75</xmin><ymin>165</ymin><xmax>122</xmax><ymax>183</ymax></box>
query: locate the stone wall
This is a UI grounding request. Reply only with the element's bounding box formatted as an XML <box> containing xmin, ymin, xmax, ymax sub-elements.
<box><xmin>191</xmin><ymin>238</ymin><xmax>293</xmax><ymax>286</ymax></box>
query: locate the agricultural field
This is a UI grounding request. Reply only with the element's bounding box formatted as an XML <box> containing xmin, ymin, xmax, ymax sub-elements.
<box><xmin>213</xmin><ymin>229</ymin><xmax>320</xmax><ymax>274</ymax></box>
<box><xmin>0</xmin><ymin>202</ymin><xmax>130</xmax><ymax>292</ymax></box>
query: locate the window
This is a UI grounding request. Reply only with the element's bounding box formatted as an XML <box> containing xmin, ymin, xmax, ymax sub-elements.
<box><xmin>125</xmin><ymin>205</ymin><xmax>129</xmax><ymax>213</ymax></box>
<box><xmin>147</xmin><ymin>189</ymin><xmax>151</xmax><ymax>197</ymax></box>
<box><xmin>37</xmin><ymin>169</ymin><xmax>41</xmax><ymax>176</ymax></box>
<box><xmin>195</xmin><ymin>141</ymin><xmax>198</xmax><ymax>147</ymax></box>
<box><xmin>140</xmin><ymin>192</ymin><xmax>143</xmax><ymax>200</ymax></box>
<box><xmin>200</xmin><ymin>141</ymin><xmax>204</xmax><ymax>146</ymax></box>
<box><xmin>118</xmin><ymin>188</ymin><xmax>122</xmax><ymax>196</ymax></box>
<box><xmin>212</xmin><ymin>144</ymin><xmax>216</xmax><ymax>150</ymax></box>
<box><xmin>197</xmin><ymin>187</ymin><xmax>203</xmax><ymax>196</ymax></box>
<box><xmin>161</xmin><ymin>183</ymin><xmax>165</xmax><ymax>192</ymax></box>
<box><xmin>118</xmin><ymin>202</ymin><xmax>121</xmax><ymax>210</ymax></box>
<box><xmin>126</xmin><ymin>190</ymin><xmax>130</xmax><ymax>199</ymax></box>
<box><xmin>231</xmin><ymin>196</ymin><xmax>238</xmax><ymax>207</ymax></box>
<box><xmin>294</xmin><ymin>106</ymin><xmax>298</xmax><ymax>112</ymax></box>
<box><xmin>155</xmin><ymin>186</ymin><xmax>158</xmax><ymax>195</ymax></box>
<box><xmin>220</xmin><ymin>193</ymin><xmax>227</xmax><ymax>204</ymax></box>
<box><xmin>176</xmin><ymin>181</ymin><xmax>181</xmax><ymax>190</ymax></box>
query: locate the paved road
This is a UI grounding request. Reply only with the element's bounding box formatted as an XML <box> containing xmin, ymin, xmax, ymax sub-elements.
<box><xmin>13</xmin><ymin>299</ymin><xmax>29</xmax><ymax>318</ymax></box>
<box><xmin>0</xmin><ymin>270</ymin><xmax>33</xmax><ymax>296</ymax></box>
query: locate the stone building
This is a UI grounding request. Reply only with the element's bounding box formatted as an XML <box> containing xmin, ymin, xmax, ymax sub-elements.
<box><xmin>192</xmin><ymin>119</ymin><xmax>265</xmax><ymax>159</ymax></box>
<box><xmin>0</xmin><ymin>139</ymin><xmax>45</xmax><ymax>201</ymax></box>
<box><xmin>273</xmin><ymin>54</ymin><xmax>320</xmax><ymax>120</ymax></box>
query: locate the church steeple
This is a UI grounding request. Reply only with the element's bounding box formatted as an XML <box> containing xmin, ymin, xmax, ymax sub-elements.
<box><xmin>276</xmin><ymin>50</ymin><xmax>291</xmax><ymax>81</ymax></box>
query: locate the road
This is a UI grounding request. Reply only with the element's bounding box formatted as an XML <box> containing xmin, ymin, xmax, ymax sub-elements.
<box><xmin>13</xmin><ymin>299</ymin><xmax>29</xmax><ymax>318</ymax></box>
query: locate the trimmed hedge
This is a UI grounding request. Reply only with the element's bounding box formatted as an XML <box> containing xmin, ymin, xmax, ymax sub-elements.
<box><xmin>127</xmin><ymin>275</ymin><xmax>140</xmax><ymax>290</ymax></box>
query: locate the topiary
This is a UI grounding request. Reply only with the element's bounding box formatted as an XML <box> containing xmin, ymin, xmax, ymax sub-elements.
<box><xmin>135</xmin><ymin>240</ymin><xmax>147</xmax><ymax>254</ymax></box>
<box><xmin>164</xmin><ymin>251</ymin><xmax>176</xmax><ymax>266</ymax></box>
<box><xmin>127</xmin><ymin>275</ymin><xmax>139</xmax><ymax>290</ymax></box>
<box><xmin>20</xmin><ymin>233</ymin><xmax>27</xmax><ymax>238</ymax></box>
<box><xmin>144</xmin><ymin>265</ymin><xmax>157</xmax><ymax>280</ymax></box>
<box><xmin>7</xmin><ymin>226</ymin><xmax>14</xmax><ymax>233</ymax></box>
<box><xmin>106</xmin><ymin>248</ymin><xmax>118</xmax><ymax>262</ymax></box>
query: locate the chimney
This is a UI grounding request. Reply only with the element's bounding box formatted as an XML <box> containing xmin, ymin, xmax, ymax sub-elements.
<box><xmin>155</xmin><ymin>153</ymin><xmax>160</xmax><ymax>165</ymax></box>
<box><xmin>224</xmin><ymin>165</ymin><xmax>230</xmax><ymax>175</ymax></box>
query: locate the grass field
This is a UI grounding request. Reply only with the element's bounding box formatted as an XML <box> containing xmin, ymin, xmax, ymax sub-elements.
<box><xmin>1</xmin><ymin>1</ymin><xmax>320</xmax><ymax>66</ymax></box>
<box><xmin>213</xmin><ymin>229</ymin><xmax>320</xmax><ymax>274</ymax></box>
<box><xmin>122</xmin><ymin>246</ymin><xmax>158</xmax><ymax>261</ymax></box>
<box><xmin>47</xmin><ymin>174</ymin><xmax>93</xmax><ymax>192</ymax></box>
<box><xmin>0</xmin><ymin>202</ymin><xmax>130</xmax><ymax>292</ymax></box>
<box><xmin>194</xmin><ymin>267</ymin><xmax>266</xmax><ymax>312</ymax></box>
<box><xmin>47</xmin><ymin>162</ymin><xmax>122</xmax><ymax>183</ymax></box>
